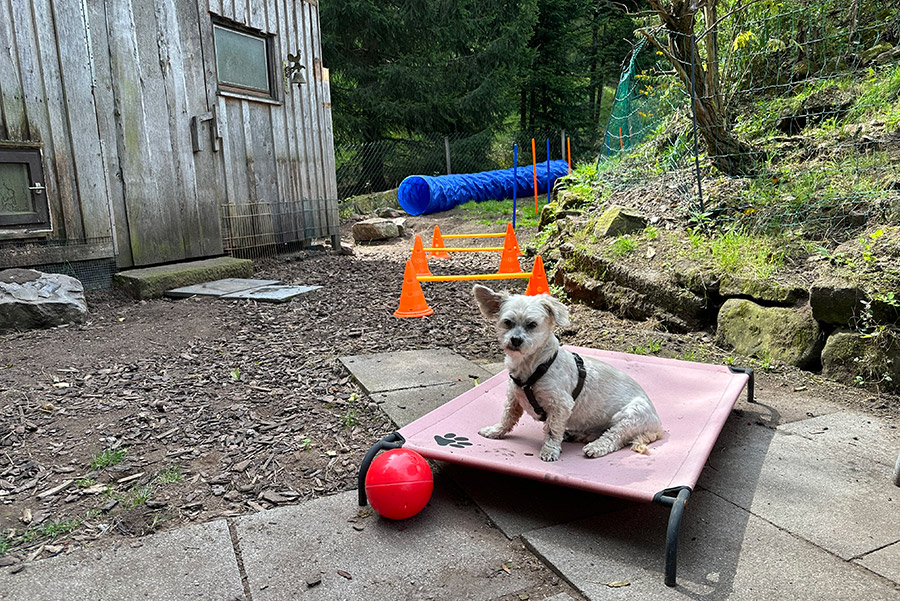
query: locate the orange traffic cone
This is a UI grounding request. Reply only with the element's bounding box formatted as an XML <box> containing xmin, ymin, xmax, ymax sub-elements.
<box><xmin>497</xmin><ymin>226</ymin><xmax>523</xmax><ymax>274</ymax></box>
<box><xmin>410</xmin><ymin>235</ymin><xmax>433</xmax><ymax>276</ymax></box>
<box><xmin>429</xmin><ymin>226</ymin><xmax>450</xmax><ymax>259</ymax></box>
<box><xmin>525</xmin><ymin>256</ymin><xmax>551</xmax><ymax>296</ymax></box>
<box><xmin>504</xmin><ymin>222</ymin><xmax>523</xmax><ymax>257</ymax></box>
<box><xmin>394</xmin><ymin>260</ymin><xmax>434</xmax><ymax>318</ymax></box>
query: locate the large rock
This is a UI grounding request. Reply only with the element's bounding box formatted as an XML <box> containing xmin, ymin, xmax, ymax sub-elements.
<box><xmin>811</xmin><ymin>274</ymin><xmax>900</xmax><ymax>327</ymax></box>
<box><xmin>716</xmin><ymin>298</ymin><xmax>823</xmax><ymax>368</ymax></box>
<box><xmin>719</xmin><ymin>275</ymin><xmax>808</xmax><ymax>304</ymax></box>
<box><xmin>0</xmin><ymin>269</ymin><xmax>88</xmax><ymax>333</ymax></box>
<box><xmin>821</xmin><ymin>330</ymin><xmax>900</xmax><ymax>392</ymax></box>
<box><xmin>593</xmin><ymin>205</ymin><xmax>646</xmax><ymax>238</ymax></box>
<box><xmin>351</xmin><ymin>218</ymin><xmax>400</xmax><ymax>242</ymax></box>
<box><xmin>558</xmin><ymin>243</ymin><xmax>709</xmax><ymax>332</ymax></box>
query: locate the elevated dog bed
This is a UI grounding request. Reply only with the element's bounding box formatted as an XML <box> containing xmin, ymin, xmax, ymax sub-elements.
<box><xmin>358</xmin><ymin>346</ymin><xmax>753</xmax><ymax>586</ymax></box>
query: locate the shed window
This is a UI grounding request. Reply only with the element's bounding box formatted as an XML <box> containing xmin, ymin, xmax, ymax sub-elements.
<box><xmin>213</xmin><ymin>21</ymin><xmax>275</xmax><ymax>99</ymax></box>
<box><xmin>0</xmin><ymin>149</ymin><xmax>49</xmax><ymax>228</ymax></box>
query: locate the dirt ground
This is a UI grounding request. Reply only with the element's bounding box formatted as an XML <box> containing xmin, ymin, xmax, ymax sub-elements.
<box><xmin>1</xmin><ymin>208</ymin><xmax>896</xmax><ymax>571</ymax></box>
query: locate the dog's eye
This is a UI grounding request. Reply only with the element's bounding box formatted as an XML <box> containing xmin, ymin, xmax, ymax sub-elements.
<box><xmin>526</xmin><ymin>321</ymin><xmax>537</xmax><ymax>330</ymax></box>
<box><xmin>502</xmin><ymin>319</ymin><xmax>514</xmax><ymax>328</ymax></box>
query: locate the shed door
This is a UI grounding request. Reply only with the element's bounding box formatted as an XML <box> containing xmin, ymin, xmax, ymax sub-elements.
<box><xmin>105</xmin><ymin>0</ymin><xmax>222</xmax><ymax>267</ymax></box>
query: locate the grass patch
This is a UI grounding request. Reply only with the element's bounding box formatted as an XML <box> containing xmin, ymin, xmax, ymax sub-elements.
<box><xmin>90</xmin><ymin>447</ymin><xmax>127</xmax><ymax>470</ymax></box>
<box><xmin>154</xmin><ymin>465</ymin><xmax>182</xmax><ymax>485</ymax></box>
<box><xmin>609</xmin><ymin>235</ymin><xmax>638</xmax><ymax>258</ymax></box>
<box><xmin>460</xmin><ymin>198</ymin><xmax>541</xmax><ymax>229</ymax></box>
<box><xmin>687</xmin><ymin>229</ymin><xmax>786</xmax><ymax>279</ymax></box>
<box><xmin>629</xmin><ymin>338</ymin><xmax>663</xmax><ymax>355</ymax></box>
<box><xmin>22</xmin><ymin>518</ymin><xmax>82</xmax><ymax>543</ymax></box>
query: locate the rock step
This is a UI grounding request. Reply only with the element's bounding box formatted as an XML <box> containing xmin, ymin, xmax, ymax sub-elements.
<box><xmin>113</xmin><ymin>257</ymin><xmax>253</xmax><ymax>300</ymax></box>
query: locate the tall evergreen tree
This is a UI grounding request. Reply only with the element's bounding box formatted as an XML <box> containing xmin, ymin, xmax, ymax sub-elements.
<box><xmin>322</xmin><ymin>0</ymin><xmax>538</xmax><ymax>144</ymax></box>
<box><xmin>518</xmin><ymin>0</ymin><xmax>638</xmax><ymax>138</ymax></box>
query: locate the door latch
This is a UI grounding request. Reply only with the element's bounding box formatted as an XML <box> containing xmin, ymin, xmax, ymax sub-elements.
<box><xmin>190</xmin><ymin>109</ymin><xmax>221</xmax><ymax>153</ymax></box>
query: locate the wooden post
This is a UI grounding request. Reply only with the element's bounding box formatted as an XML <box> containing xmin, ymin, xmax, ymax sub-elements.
<box><xmin>444</xmin><ymin>136</ymin><xmax>452</xmax><ymax>175</ymax></box>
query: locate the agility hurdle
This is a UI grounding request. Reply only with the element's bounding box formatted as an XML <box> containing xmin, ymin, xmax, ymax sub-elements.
<box><xmin>395</xmin><ymin>256</ymin><xmax>550</xmax><ymax>318</ymax></box>
<box><xmin>421</xmin><ymin>247</ymin><xmax>504</xmax><ymax>253</ymax></box>
<box><xmin>426</xmin><ymin>222</ymin><xmax>522</xmax><ymax>263</ymax></box>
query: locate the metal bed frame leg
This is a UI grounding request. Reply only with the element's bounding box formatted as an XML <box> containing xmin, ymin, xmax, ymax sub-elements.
<box><xmin>728</xmin><ymin>366</ymin><xmax>755</xmax><ymax>404</ymax></box>
<box><xmin>653</xmin><ymin>486</ymin><xmax>692</xmax><ymax>587</ymax></box>
<box><xmin>357</xmin><ymin>432</ymin><xmax>405</xmax><ymax>507</ymax></box>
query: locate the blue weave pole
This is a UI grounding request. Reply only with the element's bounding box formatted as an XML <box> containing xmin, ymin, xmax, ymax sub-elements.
<box><xmin>545</xmin><ymin>139</ymin><xmax>550</xmax><ymax>201</ymax></box>
<box><xmin>398</xmin><ymin>160</ymin><xmax>569</xmax><ymax>216</ymax></box>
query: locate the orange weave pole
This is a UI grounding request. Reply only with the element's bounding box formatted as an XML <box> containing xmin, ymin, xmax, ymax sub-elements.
<box><xmin>567</xmin><ymin>137</ymin><xmax>572</xmax><ymax>174</ymax></box>
<box><xmin>420</xmin><ymin>247</ymin><xmax>504</xmax><ymax>253</ymax></box>
<box><xmin>531</xmin><ymin>138</ymin><xmax>538</xmax><ymax>213</ymax></box>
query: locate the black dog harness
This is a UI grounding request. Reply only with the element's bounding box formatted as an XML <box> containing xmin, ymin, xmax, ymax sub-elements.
<box><xmin>509</xmin><ymin>350</ymin><xmax>586</xmax><ymax>422</ymax></box>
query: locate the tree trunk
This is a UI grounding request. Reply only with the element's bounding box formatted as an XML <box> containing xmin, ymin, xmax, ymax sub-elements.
<box><xmin>647</xmin><ymin>0</ymin><xmax>759</xmax><ymax>175</ymax></box>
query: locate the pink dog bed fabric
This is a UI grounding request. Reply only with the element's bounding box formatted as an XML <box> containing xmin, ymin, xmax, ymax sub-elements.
<box><xmin>394</xmin><ymin>346</ymin><xmax>750</xmax><ymax>502</ymax></box>
<box><xmin>359</xmin><ymin>346</ymin><xmax>752</xmax><ymax>586</ymax></box>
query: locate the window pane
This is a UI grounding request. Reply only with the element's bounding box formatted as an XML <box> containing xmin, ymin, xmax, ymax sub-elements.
<box><xmin>0</xmin><ymin>163</ymin><xmax>34</xmax><ymax>215</ymax></box>
<box><xmin>214</xmin><ymin>26</ymin><xmax>270</xmax><ymax>93</ymax></box>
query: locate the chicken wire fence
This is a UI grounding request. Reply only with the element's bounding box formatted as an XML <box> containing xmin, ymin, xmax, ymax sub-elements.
<box><xmin>335</xmin><ymin>130</ymin><xmax>573</xmax><ymax>210</ymax></box>
<box><xmin>602</xmin><ymin>1</ymin><xmax>900</xmax><ymax>243</ymax></box>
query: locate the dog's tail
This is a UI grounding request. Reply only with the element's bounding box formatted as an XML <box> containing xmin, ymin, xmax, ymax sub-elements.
<box><xmin>630</xmin><ymin>428</ymin><xmax>664</xmax><ymax>455</ymax></box>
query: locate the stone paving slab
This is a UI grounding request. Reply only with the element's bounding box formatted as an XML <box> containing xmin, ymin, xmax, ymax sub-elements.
<box><xmin>113</xmin><ymin>256</ymin><xmax>253</xmax><ymax>299</ymax></box>
<box><xmin>165</xmin><ymin>278</ymin><xmax>282</xmax><ymax>298</ymax></box>
<box><xmin>446</xmin><ymin>464</ymin><xmax>635</xmax><ymax>539</ymax></box>
<box><xmin>777</xmin><ymin>410</ymin><xmax>900</xmax><ymax>467</ymax></box>
<box><xmin>697</xmin><ymin>418</ymin><xmax>900</xmax><ymax>560</ymax></box>
<box><xmin>340</xmin><ymin>349</ymin><xmax>493</xmax><ymax>394</ymax></box>
<box><xmin>234</xmin><ymin>481</ymin><xmax>539</xmax><ymax>601</ymax></box>
<box><xmin>221</xmin><ymin>284</ymin><xmax>322</xmax><ymax>303</ymax></box>
<box><xmin>855</xmin><ymin>541</ymin><xmax>900</xmax><ymax>584</ymax></box>
<box><xmin>370</xmin><ymin>381</ymin><xmax>480</xmax><ymax>427</ymax></box>
<box><xmin>523</xmin><ymin>490</ymin><xmax>898</xmax><ymax>600</ymax></box>
<box><xmin>0</xmin><ymin>520</ymin><xmax>242</xmax><ymax>601</ymax></box>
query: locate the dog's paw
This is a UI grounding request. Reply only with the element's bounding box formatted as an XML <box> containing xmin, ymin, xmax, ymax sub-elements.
<box><xmin>540</xmin><ymin>443</ymin><xmax>561</xmax><ymax>462</ymax></box>
<box><xmin>478</xmin><ymin>425</ymin><xmax>506</xmax><ymax>439</ymax></box>
<box><xmin>583</xmin><ymin>439</ymin><xmax>618</xmax><ymax>458</ymax></box>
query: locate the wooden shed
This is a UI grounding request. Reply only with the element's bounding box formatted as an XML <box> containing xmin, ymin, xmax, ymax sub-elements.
<box><xmin>0</xmin><ymin>0</ymin><xmax>339</xmax><ymax>288</ymax></box>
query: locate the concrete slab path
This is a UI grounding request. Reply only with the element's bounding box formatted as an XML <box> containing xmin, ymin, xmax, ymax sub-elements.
<box><xmin>2</xmin><ymin>348</ymin><xmax>898</xmax><ymax>601</ymax></box>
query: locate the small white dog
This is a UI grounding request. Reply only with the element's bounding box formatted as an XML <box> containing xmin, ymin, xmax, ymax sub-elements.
<box><xmin>473</xmin><ymin>285</ymin><xmax>664</xmax><ymax>462</ymax></box>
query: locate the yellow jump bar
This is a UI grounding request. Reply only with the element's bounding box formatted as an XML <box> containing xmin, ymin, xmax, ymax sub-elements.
<box><xmin>441</xmin><ymin>233</ymin><xmax>505</xmax><ymax>239</ymax></box>
<box><xmin>421</xmin><ymin>247</ymin><xmax>504</xmax><ymax>253</ymax></box>
<box><xmin>417</xmin><ymin>272</ymin><xmax>532</xmax><ymax>282</ymax></box>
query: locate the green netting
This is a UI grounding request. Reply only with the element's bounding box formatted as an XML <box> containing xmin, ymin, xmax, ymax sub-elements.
<box><xmin>602</xmin><ymin>38</ymin><xmax>687</xmax><ymax>156</ymax></box>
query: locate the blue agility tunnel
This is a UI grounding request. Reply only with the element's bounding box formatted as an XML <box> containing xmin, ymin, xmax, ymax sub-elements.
<box><xmin>398</xmin><ymin>160</ymin><xmax>569</xmax><ymax>216</ymax></box>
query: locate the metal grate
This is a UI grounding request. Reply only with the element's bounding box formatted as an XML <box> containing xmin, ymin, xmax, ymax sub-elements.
<box><xmin>220</xmin><ymin>199</ymin><xmax>340</xmax><ymax>260</ymax></box>
<box><xmin>34</xmin><ymin>258</ymin><xmax>117</xmax><ymax>291</ymax></box>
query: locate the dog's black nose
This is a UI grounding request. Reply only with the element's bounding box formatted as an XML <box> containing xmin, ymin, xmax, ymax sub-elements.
<box><xmin>509</xmin><ymin>336</ymin><xmax>523</xmax><ymax>349</ymax></box>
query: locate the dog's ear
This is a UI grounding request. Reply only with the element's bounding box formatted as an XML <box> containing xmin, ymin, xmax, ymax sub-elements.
<box><xmin>472</xmin><ymin>284</ymin><xmax>504</xmax><ymax>320</ymax></box>
<box><xmin>540</xmin><ymin>294</ymin><xmax>571</xmax><ymax>327</ymax></box>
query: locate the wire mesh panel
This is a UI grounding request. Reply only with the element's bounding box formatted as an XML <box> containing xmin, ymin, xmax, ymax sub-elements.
<box><xmin>599</xmin><ymin>1</ymin><xmax>900</xmax><ymax>243</ymax></box>
<box><xmin>220</xmin><ymin>199</ymin><xmax>339</xmax><ymax>260</ymax></box>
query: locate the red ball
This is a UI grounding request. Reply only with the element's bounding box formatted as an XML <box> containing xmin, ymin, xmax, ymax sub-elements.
<box><xmin>365</xmin><ymin>448</ymin><xmax>433</xmax><ymax>520</ymax></box>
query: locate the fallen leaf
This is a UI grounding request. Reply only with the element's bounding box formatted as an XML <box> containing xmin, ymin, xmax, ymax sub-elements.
<box><xmin>337</xmin><ymin>570</ymin><xmax>352</xmax><ymax>580</ymax></box>
<box><xmin>500</xmin><ymin>563</ymin><xmax>511</xmax><ymax>574</ymax></box>
<box><xmin>605</xmin><ymin>581</ymin><xmax>631</xmax><ymax>588</ymax></box>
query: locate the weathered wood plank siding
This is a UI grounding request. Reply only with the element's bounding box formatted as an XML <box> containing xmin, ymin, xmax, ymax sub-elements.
<box><xmin>209</xmin><ymin>0</ymin><xmax>339</xmax><ymax>246</ymax></box>
<box><xmin>0</xmin><ymin>0</ymin><xmax>338</xmax><ymax>268</ymax></box>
